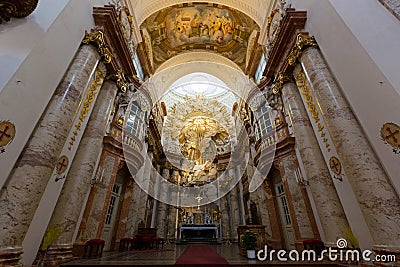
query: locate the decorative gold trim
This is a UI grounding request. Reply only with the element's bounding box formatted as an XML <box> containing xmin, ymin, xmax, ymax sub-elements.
<box><xmin>117</xmin><ymin>115</ymin><xmax>124</xmax><ymax>127</ymax></box>
<box><xmin>271</xmin><ymin>72</ymin><xmax>292</xmax><ymax>95</ymax></box>
<box><xmin>68</xmin><ymin>67</ymin><xmax>104</xmax><ymax>150</ymax></box>
<box><xmin>106</xmin><ymin>70</ymin><xmax>128</xmax><ymax>93</ymax></box>
<box><xmin>295</xmin><ymin>70</ymin><xmax>331</xmax><ymax>152</ymax></box>
<box><xmin>82</xmin><ymin>30</ymin><xmax>113</xmax><ymax>64</ymax></box>
<box><xmin>0</xmin><ymin>0</ymin><xmax>38</xmax><ymax>23</ymax></box>
<box><xmin>288</xmin><ymin>33</ymin><xmax>318</xmax><ymax>66</ymax></box>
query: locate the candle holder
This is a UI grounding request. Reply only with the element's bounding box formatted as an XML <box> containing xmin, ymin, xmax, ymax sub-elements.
<box><xmin>226</xmin><ymin>231</ymin><xmax>231</xmax><ymax>245</ymax></box>
<box><xmin>165</xmin><ymin>231</ymin><xmax>171</xmax><ymax>245</ymax></box>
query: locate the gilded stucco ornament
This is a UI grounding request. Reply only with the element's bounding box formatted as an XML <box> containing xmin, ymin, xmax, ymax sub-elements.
<box><xmin>0</xmin><ymin>120</ymin><xmax>16</xmax><ymax>154</ymax></box>
<box><xmin>106</xmin><ymin>70</ymin><xmax>129</xmax><ymax>93</ymax></box>
<box><xmin>267</xmin><ymin>72</ymin><xmax>291</xmax><ymax>111</ymax></box>
<box><xmin>288</xmin><ymin>33</ymin><xmax>318</xmax><ymax>66</ymax></box>
<box><xmin>82</xmin><ymin>30</ymin><xmax>113</xmax><ymax>64</ymax></box>
<box><xmin>380</xmin><ymin>122</ymin><xmax>400</xmax><ymax>154</ymax></box>
<box><xmin>271</xmin><ymin>72</ymin><xmax>292</xmax><ymax>95</ymax></box>
<box><xmin>0</xmin><ymin>0</ymin><xmax>39</xmax><ymax>23</ymax></box>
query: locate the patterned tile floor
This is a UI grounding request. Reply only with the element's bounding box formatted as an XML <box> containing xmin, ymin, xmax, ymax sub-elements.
<box><xmin>61</xmin><ymin>244</ymin><xmax>341</xmax><ymax>266</ymax></box>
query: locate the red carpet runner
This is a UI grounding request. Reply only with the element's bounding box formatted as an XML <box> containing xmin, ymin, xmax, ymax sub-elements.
<box><xmin>175</xmin><ymin>245</ymin><xmax>230</xmax><ymax>266</ymax></box>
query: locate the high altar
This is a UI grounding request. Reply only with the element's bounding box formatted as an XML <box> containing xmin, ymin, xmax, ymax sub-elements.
<box><xmin>177</xmin><ymin>206</ymin><xmax>221</xmax><ymax>243</ymax></box>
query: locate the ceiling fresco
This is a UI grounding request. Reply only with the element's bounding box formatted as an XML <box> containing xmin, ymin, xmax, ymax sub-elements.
<box><xmin>140</xmin><ymin>3</ymin><xmax>260</xmax><ymax>73</ymax></box>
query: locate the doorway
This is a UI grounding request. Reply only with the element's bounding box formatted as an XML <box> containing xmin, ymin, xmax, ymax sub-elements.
<box><xmin>275</xmin><ymin>180</ymin><xmax>295</xmax><ymax>250</ymax></box>
<box><xmin>102</xmin><ymin>182</ymin><xmax>122</xmax><ymax>251</ymax></box>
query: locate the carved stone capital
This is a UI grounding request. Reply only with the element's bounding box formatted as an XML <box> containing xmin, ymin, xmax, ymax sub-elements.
<box><xmin>288</xmin><ymin>33</ymin><xmax>318</xmax><ymax>66</ymax></box>
<box><xmin>106</xmin><ymin>69</ymin><xmax>128</xmax><ymax>93</ymax></box>
<box><xmin>0</xmin><ymin>0</ymin><xmax>38</xmax><ymax>23</ymax></box>
<box><xmin>271</xmin><ymin>72</ymin><xmax>292</xmax><ymax>95</ymax></box>
<box><xmin>82</xmin><ymin>30</ymin><xmax>113</xmax><ymax>64</ymax></box>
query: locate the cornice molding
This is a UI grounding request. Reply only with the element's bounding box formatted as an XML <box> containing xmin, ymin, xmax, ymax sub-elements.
<box><xmin>93</xmin><ymin>6</ymin><xmax>138</xmax><ymax>81</ymax></box>
<box><xmin>262</xmin><ymin>9</ymin><xmax>307</xmax><ymax>83</ymax></box>
<box><xmin>0</xmin><ymin>0</ymin><xmax>38</xmax><ymax>23</ymax></box>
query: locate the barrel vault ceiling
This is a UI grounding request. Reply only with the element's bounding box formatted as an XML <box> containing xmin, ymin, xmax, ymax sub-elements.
<box><xmin>138</xmin><ymin>2</ymin><xmax>261</xmax><ymax>74</ymax></box>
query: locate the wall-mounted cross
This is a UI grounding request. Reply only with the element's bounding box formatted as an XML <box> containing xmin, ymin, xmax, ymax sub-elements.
<box><xmin>0</xmin><ymin>126</ymin><xmax>11</xmax><ymax>142</ymax></box>
<box><xmin>385</xmin><ymin>127</ymin><xmax>399</xmax><ymax>144</ymax></box>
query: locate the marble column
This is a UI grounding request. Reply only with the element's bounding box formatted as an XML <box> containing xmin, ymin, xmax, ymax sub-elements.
<box><xmin>150</xmin><ymin>165</ymin><xmax>161</xmax><ymax>228</ymax></box>
<box><xmin>279</xmin><ymin>154</ymin><xmax>315</xmax><ymax>243</ymax></box>
<box><xmin>226</xmin><ymin>193</ymin><xmax>234</xmax><ymax>240</ymax></box>
<box><xmin>169</xmin><ymin>170</ymin><xmax>180</xmax><ymax>240</ymax></box>
<box><xmin>0</xmin><ymin>45</ymin><xmax>101</xmax><ymax>259</ymax></box>
<box><xmin>156</xmin><ymin>168</ymin><xmax>169</xmax><ymax>238</ymax></box>
<box><xmin>43</xmin><ymin>80</ymin><xmax>119</xmax><ymax>259</ymax></box>
<box><xmin>228</xmin><ymin>171</ymin><xmax>240</xmax><ymax>240</ymax></box>
<box><xmin>300</xmin><ymin>47</ymin><xmax>400</xmax><ymax>249</ymax></box>
<box><xmin>236</xmin><ymin>166</ymin><xmax>247</xmax><ymax>225</ymax></box>
<box><xmin>282</xmin><ymin>81</ymin><xmax>350</xmax><ymax>246</ymax></box>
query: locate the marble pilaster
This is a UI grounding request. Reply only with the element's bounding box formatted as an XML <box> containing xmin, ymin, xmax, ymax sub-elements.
<box><xmin>0</xmin><ymin>44</ymin><xmax>101</xmax><ymax>258</ymax></box>
<box><xmin>150</xmin><ymin>165</ymin><xmax>161</xmax><ymax>228</ymax></box>
<box><xmin>135</xmin><ymin>152</ymin><xmax>154</xmax><ymax>228</ymax></box>
<box><xmin>219</xmin><ymin>194</ymin><xmax>230</xmax><ymax>242</ymax></box>
<box><xmin>77</xmin><ymin>153</ymin><xmax>118</xmax><ymax>240</ymax></box>
<box><xmin>279</xmin><ymin>154</ymin><xmax>315</xmax><ymax>242</ymax></box>
<box><xmin>125</xmin><ymin>179</ymin><xmax>141</xmax><ymax>237</ymax></box>
<box><xmin>282</xmin><ymin>81</ymin><xmax>350</xmax><ymax>246</ymax></box>
<box><xmin>300</xmin><ymin>47</ymin><xmax>400</xmax><ymax>249</ymax></box>
<box><xmin>113</xmin><ymin>178</ymin><xmax>135</xmax><ymax>249</ymax></box>
<box><xmin>251</xmin><ymin>185</ymin><xmax>272</xmax><ymax>236</ymax></box>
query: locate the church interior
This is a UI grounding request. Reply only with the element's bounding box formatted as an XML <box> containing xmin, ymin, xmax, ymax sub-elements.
<box><xmin>1</xmin><ymin>0</ymin><xmax>400</xmax><ymax>266</ymax></box>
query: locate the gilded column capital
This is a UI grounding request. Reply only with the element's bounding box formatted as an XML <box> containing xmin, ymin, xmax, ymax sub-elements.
<box><xmin>106</xmin><ymin>70</ymin><xmax>129</xmax><ymax>93</ymax></box>
<box><xmin>272</xmin><ymin>72</ymin><xmax>292</xmax><ymax>95</ymax></box>
<box><xmin>82</xmin><ymin>30</ymin><xmax>113</xmax><ymax>64</ymax></box>
<box><xmin>268</xmin><ymin>72</ymin><xmax>292</xmax><ymax>111</ymax></box>
<box><xmin>288</xmin><ymin>33</ymin><xmax>318</xmax><ymax>66</ymax></box>
<box><xmin>0</xmin><ymin>0</ymin><xmax>39</xmax><ymax>23</ymax></box>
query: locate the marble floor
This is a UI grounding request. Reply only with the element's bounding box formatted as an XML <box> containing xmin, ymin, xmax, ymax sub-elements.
<box><xmin>60</xmin><ymin>244</ymin><xmax>342</xmax><ymax>266</ymax></box>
